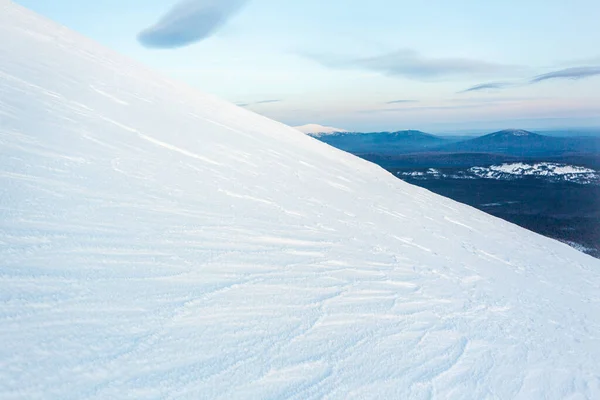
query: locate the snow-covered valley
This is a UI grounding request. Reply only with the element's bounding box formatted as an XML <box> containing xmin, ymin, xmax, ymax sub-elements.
<box><xmin>471</xmin><ymin>163</ymin><xmax>599</xmax><ymax>184</ymax></box>
<box><xmin>1</xmin><ymin>2</ymin><xmax>600</xmax><ymax>399</ymax></box>
<box><xmin>398</xmin><ymin>162</ymin><xmax>600</xmax><ymax>185</ymax></box>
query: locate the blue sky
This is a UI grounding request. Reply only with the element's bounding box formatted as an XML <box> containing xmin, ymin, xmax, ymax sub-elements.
<box><xmin>15</xmin><ymin>0</ymin><xmax>600</xmax><ymax>133</ymax></box>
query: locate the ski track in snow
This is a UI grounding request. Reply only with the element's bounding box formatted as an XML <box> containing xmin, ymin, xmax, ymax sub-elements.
<box><xmin>1</xmin><ymin>2</ymin><xmax>600</xmax><ymax>399</ymax></box>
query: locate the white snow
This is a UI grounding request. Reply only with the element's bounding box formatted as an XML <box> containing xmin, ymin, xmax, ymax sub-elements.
<box><xmin>398</xmin><ymin>163</ymin><xmax>599</xmax><ymax>184</ymax></box>
<box><xmin>500</xmin><ymin>129</ymin><xmax>532</xmax><ymax>137</ymax></box>
<box><xmin>485</xmin><ymin>162</ymin><xmax>595</xmax><ymax>176</ymax></box>
<box><xmin>470</xmin><ymin>163</ymin><xmax>599</xmax><ymax>184</ymax></box>
<box><xmin>294</xmin><ymin>123</ymin><xmax>348</xmax><ymax>136</ymax></box>
<box><xmin>1</xmin><ymin>3</ymin><xmax>600</xmax><ymax>399</ymax></box>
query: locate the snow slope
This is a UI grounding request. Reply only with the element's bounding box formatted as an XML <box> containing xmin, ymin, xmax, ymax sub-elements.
<box><xmin>1</xmin><ymin>3</ymin><xmax>600</xmax><ymax>399</ymax></box>
<box><xmin>294</xmin><ymin>123</ymin><xmax>348</xmax><ymax>136</ymax></box>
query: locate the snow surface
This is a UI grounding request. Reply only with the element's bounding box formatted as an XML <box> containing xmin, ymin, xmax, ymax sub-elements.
<box><xmin>470</xmin><ymin>163</ymin><xmax>599</xmax><ymax>184</ymax></box>
<box><xmin>399</xmin><ymin>163</ymin><xmax>599</xmax><ymax>185</ymax></box>
<box><xmin>294</xmin><ymin>124</ymin><xmax>348</xmax><ymax>136</ymax></box>
<box><xmin>495</xmin><ymin>129</ymin><xmax>533</xmax><ymax>137</ymax></box>
<box><xmin>1</xmin><ymin>3</ymin><xmax>600</xmax><ymax>399</ymax></box>
<box><xmin>481</xmin><ymin>162</ymin><xmax>595</xmax><ymax>176</ymax></box>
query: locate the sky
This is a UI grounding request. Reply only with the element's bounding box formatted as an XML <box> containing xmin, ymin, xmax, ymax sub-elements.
<box><xmin>14</xmin><ymin>0</ymin><xmax>600</xmax><ymax>133</ymax></box>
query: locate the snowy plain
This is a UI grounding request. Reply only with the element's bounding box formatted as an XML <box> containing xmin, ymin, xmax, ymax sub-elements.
<box><xmin>1</xmin><ymin>2</ymin><xmax>600</xmax><ymax>399</ymax></box>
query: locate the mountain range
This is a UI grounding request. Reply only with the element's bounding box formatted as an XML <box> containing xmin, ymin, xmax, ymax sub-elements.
<box><xmin>304</xmin><ymin>126</ymin><xmax>600</xmax><ymax>157</ymax></box>
<box><xmin>311</xmin><ymin>129</ymin><xmax>448</xmax><ymax>154</ymax></box>
<box><xmin>438</xmin><ymin>129</ymin><xmax>600</xmax><ymax>157</ymax></box>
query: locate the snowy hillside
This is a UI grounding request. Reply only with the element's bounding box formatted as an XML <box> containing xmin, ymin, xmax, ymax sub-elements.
<box><xmin>471</xmin><ymin>163</ymin><xmax>599</xmax><ymax>184</ymax></box>
<box><xmin>294</xmin><ymin>123</ymin><xmax>348</xmax><ymax>135</ymax></box>
<box><xmin>398</xmin><ymin>163</ymin><xmax>600</xmax><ymax>185</ymax></box>
<box><xmin>1</xmin><ymin>3</ymin><xmax>600</xmax><ymax>399</ymax></box>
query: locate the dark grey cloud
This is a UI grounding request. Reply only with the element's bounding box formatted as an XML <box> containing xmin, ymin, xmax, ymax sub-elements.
<box><xmin>138</xmin><ymin>0</ymin><xmax>247</xmax><ymax>49</ymax></box>
<box><xmin>307</xmin><ymin>49</ymin><xmax>518</xmax><ymax>80</ymax></box>
<box><xmin>530</xmin><ymin>66</ymin><xmax>600</xmax><ymax>83</ymax></box>
<box><xmin>386</xmin><ymin>99</ymin><xmax>418</xmax><ymax>104</ymax></box>
<box><xmin>460</xmin><ymin>82</ymin><xmax>512</xmax><ymax>93</ymax></box>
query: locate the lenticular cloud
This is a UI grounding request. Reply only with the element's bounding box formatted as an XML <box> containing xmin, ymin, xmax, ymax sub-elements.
<box><xmin>138</xmin><ymin>0</ymin><xmax>247</xmax><ymax>49</ymax></box>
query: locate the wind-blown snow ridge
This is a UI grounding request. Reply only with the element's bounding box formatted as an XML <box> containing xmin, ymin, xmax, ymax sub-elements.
<box><xmin>1</xmin><ymin>3</ymin><xmax>600</xmax><ymax>399</ymax></box>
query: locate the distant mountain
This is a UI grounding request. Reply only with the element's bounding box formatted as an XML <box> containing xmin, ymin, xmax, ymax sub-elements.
<box><xmin>307</xmin><ymin>127</ymin><xmax>600</xmax><ymax>159</ymax></box>
<box><xmin>315</xmin><ymin>130</ymin><xmax>451</xmax><ymax>155</ymax></box>
<box><xmin>294</xmin><ymin>123</ymin><xmax>347</xmax><ymax>135</ymax></box>
<box><xmin>438</xmin><ymin>129</ymin><xmax>600</xmax><ymax>156</ymax></box>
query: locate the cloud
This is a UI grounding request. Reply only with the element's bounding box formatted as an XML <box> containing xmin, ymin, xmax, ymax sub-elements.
<box><xmin>138</xmin><ymin>0</ymin><xmax>247</xmax><ymax>49</ymax></box>
<box><xmin>359</xmin><ymin>103</ymin><xmax>490</xmax><ymax>114</ymax></box>
<box><xmin>237</xmin><ymin>99</ymin><xmax>283</xmax><ymax>107</ymax></box>
<box><xmin>386</xmin><ymin>99</ymin><xmax>418</xmax><ymax>104</ymax></box>
<box><xmin>462</xmin><ymin>65</ymin><xmax>600</xmax><ymax>92</ymax></box>
<box><xmin>461</xmin><ymin>65</ymin><xmax>600</xmax><ymax>92</ymax></box>
<box><xmin>530</xmin><ymin>66</ymin><xmax>600</xmax><ymax>83</ymax></box>
<box><xmin>306</xmin><ymin>49</ymin><xmax>518</xmax><ymax>80</ymax></box>
<box><xmin>556</xmin><ymin>55</ymin><xmax>600</xmax><ymax>68</ymax></box>
<box><xmin>254</xmin><ymin>99</ymin><xmax>282</xmax><ymax>104</ymax></box>
<box><xmin>449</xmin><ymin>96</ymin><xmax>536</xmax><ymax>103</ymax></box>
<box><xmin>460</xmin><ymin>82</ymin><xmax>512</xmax><ymax>93</ymax></box>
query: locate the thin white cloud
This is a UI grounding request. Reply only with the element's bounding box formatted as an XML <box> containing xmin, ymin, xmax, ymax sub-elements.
<box><xmin>386</xmin><ymin>99</ymin><xmax>418</xmax><ymax>104</ymax></box>
<box><xmin>306</xmin><ymin>49</ymin><xmax>520</xmax><ymax>80</ymax></box>
<box><xmin>460</xmin><ymin>82</ymin><xmax>513</xmax><ymax>93</ymax></box>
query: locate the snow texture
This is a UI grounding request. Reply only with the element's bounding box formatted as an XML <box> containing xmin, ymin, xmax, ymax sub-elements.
<box><xmin>1</xmin><ymin>3</ymin><xmax>600</xmax><ymax>399</ymax></box>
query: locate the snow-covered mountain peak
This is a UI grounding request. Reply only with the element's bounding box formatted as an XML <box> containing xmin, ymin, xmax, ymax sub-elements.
<box><xmin>294</xmin><ymin>123</ymin><xmax>348</xmax><ymax>135</ymax></box>
<box><xmin>2</xmin><ymin>3</ymin><xmax>600</xmax><ymax>398</ymax></box>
